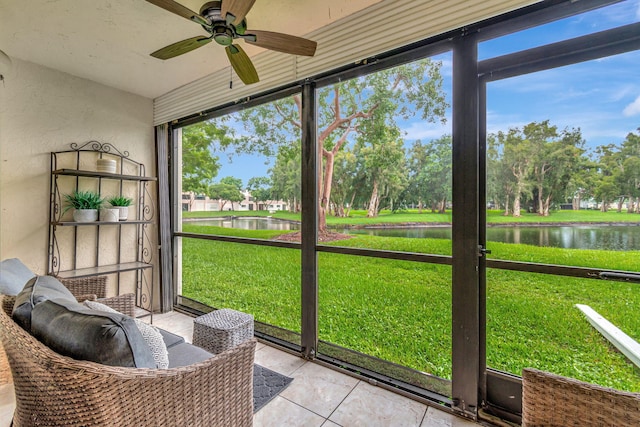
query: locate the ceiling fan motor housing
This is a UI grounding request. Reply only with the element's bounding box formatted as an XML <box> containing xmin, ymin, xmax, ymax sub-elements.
<box><xmin>201</xmin><ymin>1</ymin><xmax>248</xmax><ymax>45</ymax></box>
<box><xmin>199</xmin><ymin>1</ymin><xmax>223</xmax><ymax>17</ymax></box>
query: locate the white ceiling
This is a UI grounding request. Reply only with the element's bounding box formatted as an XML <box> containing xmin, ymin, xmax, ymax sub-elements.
<box><xmin>0</xmin><ymin>0</ymin><xmax>381</xmax><ymax>99</ymax></box>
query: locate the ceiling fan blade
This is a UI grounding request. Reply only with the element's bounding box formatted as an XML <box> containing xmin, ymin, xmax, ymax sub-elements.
<box><xmin>245</xmin><ymin>30</ymin><xmax>317</xmax><ymax>56</ymax></box>
<box><xmin>151</xmin><ymin>36</ymin><xmax>213</xmax><ymax>60</ymax></box>
<box><xmin>225</xmin><ymin>44</ymin><xmax>259</xmax><ymax>85</ymax></box>
<box><xmin>145</xmin><ymin>0</ymin><xmax>209</xmax><ymax>26</ymax></box>
<box><xmin>221</xmin><ymin>0</ymin><xmax>256</xmax><ymax>25</ymax></box>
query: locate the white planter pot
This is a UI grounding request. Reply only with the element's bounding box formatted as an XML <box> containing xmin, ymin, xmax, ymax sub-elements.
<box><xmin>116</xmin><ymin>206</ymin><xmax>129</xmax><ymax>221</ymax></box>
<box><xmin>73</xmin><ymin>209</ymin><xmax>98</xmax><ymax>222</ymax></box>
<box><xmin>100</xmin><ymin>208</ymin><xmax>120</xmax><ymax>222</ymax></box>
<box><xmin>96</xmin><ymin>159</ymin><xmax>117</xmax><ymax>174</ymax></box>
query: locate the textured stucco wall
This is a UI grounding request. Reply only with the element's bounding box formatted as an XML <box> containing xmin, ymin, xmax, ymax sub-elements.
<box><xmin>0</xmin><ymin>59</ymin><xmax>155</xmax><ymax>296</ymax></box>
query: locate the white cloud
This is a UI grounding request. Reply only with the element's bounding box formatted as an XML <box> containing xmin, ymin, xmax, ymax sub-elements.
<box><xmin>402</xmin><ymin>119</ymin><xmax>451</xmax><ymax>141</ymax></box>
<box><xmin>623</xmin><ymin>95</ymin><xmax>640</xmax><ymax>117</ymax></box>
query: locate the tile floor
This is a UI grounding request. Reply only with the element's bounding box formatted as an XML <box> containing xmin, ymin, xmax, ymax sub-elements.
<box><xmin>0</xmin><ymin>311</ymin><xmax>483</xmax><ymax>427</ymax></box>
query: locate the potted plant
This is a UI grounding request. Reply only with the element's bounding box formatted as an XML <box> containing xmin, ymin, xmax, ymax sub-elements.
<box><xmin>63</xmin><ymin>190</ymin><xmax>104</xmax><ymax>222</ymax></box>
<box><xmin>107</xmin><ymin>195</ymin><xmax>133</xmax><ymax>221</ymax></box>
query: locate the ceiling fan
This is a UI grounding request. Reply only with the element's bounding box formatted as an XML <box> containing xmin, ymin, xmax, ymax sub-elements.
<box><xmin>146</xmin><ymin>0</ymin><xmax>317</xmax><ymax>85</ymax></box>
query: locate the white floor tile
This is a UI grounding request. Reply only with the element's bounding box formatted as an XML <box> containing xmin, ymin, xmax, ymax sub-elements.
<box><xmin>254</xmin><ymin>345</ymin><xmax>307</xmax><ymax>376</ymax></box>
<box><xmin>280</xmin><ymin>362</ymin><xmax>359</xmax><ymax>417</ymax></box>
<box><xmin>329</xmin><ymin>381</ymin><xmax>427</xmax><ymax>427</ymax></box>
<box><xmin>421</xmin><ymin>407</ymin><xmax>479</xmax><ymax>426</ymax></box>
<box><xmin>253</xmin><ymin>396</ymin><xmax>325</xmax><ymax>427</ymax></box>
<box><xmin>0</xmin><ymin>384</ymin><xmax>15</xmax><ymax>427</ymax></box>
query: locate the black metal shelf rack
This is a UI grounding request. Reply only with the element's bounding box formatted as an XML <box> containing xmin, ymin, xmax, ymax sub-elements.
<box><xmin>48</xmin><ymin>141</ymin><xmax>157</xmax><ymax>317</ymax></box>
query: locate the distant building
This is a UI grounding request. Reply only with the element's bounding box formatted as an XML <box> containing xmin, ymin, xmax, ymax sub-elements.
<box><xmin>182</xmin><ymin>191</ymin><xmax>289</xmax><ymax>212</ymax></box>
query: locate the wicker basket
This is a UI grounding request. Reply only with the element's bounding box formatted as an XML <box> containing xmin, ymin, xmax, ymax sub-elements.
<box><xmin>193</xmin><ymin>309</ymin><xmax>254</xmax><ymax>354</ymax></box>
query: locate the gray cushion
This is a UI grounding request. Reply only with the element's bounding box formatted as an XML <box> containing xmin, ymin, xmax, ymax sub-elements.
<box><xmin>167</xmin><ymin>342</ymin><xmax>213</xmax><ymax>368</ymax></box>
<box><xmin>159</xmin><ymin>328</ymin><xmax>185</xmax><ymax>349</ymax></box>
<box><xmin>31</xmin><ymin>299</ymin><xmax>156</xmax><ymax>368</ymax></box>
<box><xmin>12</xmin><ymin>275</ymin><xmax>76</xmax><ymax>330</ymax></box>
<box><xmin>84</xmin><ymin>300</ymin><xmax>169</xmax><ymax>369</ymax></box>
<box><xmin>0</xmin><ymin>258</ymin><xmax>36</xmax><ymax>296</ymax></box>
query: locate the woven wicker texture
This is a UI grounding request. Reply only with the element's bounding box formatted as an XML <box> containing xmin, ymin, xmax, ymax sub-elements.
<box><xmin>59</xmin><ymin>276</ymin><xmax>108</xmax><ymax>299</ymax></box>
<box><xmin>522</xmin><ymin>368</ymin><xmax>640</xmax><ymax>426</ymax></box>
<box><xmin>194</xmin><ymin>309</ymin><xmax>254</xmax><ymax>354</ymax></box>
<box><xmin>0</xmin><ymin>294</ymin><xmax>256</xmax><ymax>426</ymax></box>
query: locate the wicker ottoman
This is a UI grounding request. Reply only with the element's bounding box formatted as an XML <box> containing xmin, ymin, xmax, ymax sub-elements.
<box><xmin>193</xmin><ymin>309</ymin><xmax>254</xmax><ymax>354</ymax></box>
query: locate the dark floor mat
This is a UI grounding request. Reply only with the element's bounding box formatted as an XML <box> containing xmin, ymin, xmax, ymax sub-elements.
<box><xmin>253</xmin><ymin>364</ymin><xmax>294</xmax><ymax>413</ymax></box>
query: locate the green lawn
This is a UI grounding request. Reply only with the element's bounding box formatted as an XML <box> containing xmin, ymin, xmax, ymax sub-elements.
<box><xmin>179</xmin><ymin>215</ymin><xmax>640</xmax><ymax>393</ymax></box>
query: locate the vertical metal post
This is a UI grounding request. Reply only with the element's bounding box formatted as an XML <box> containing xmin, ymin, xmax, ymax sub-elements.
<box><xmin>451</xmin><ymin>30</ymin><xmax>480</xmax><ymax>417</ymax></box>
<box><xmin>300</xmin><ymin>81</ymin><xmax>318</xmax><ymax>358</ymax></box>
<box><xmin>156</xmin><ymin>123</ymin><xmax>173</xmax><ymax>313</ymax></box>
<box><xmin>478</xmin><ymin>79</ymin><xmax>488</xmax><ymax>404</ymax></box>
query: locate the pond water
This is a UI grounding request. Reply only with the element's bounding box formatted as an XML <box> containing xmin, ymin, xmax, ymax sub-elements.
<box><xmin>185</xmin><ymin>217</ymin><xmax>640</xmax><ymax>251</ymax></box>
<box><xmin>344</xmin><ymin>224</ymin><xmax>640</xmax><ymax>251</ymax></box>
<box><xmin>185</xmin><ymin>217</ymin><xmax>300</xmax><ymax>231</ymax></box>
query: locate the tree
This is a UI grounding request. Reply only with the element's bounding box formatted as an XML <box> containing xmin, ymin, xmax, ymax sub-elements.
<box><xmin>329</xmin><ymin>148</ymin><xmax>360</xmax><ymax>217</ymax></box>
<box><xmin>247</xmin><ymin>176</ymin><xmax>273</xmax><ymax>211</ymax></box>
<box><xmin>487</xmin><ymin>134</ymin><xmax>516</xmax><ymax>214</ymax></box>
<box><xmin>407</xmin><ymin>136</ymin><xmax>452</xmax><ymax>214</ymax></box>
<box><xmin>181</xmin><ymin>121</ymin><xmax>235</xmax><ymax>208</ymax></box>
<box><xmin>269</xmin><ymin>148</ymin><xmax>301</xmax><ymax>212</ymax></box>
<box><xmin>619</xmin><ymin>129</ymin><xmax>640</xmax><ymax>213</ymax></box>
<box><xmin>236</xmin><ymin>58</ymin><xmax>447</xmax><ymax>231</ymax></box>
<box><xmin>495</xmin><ymin>128</ymin><xmax>534</xmax><ymax>217</ymax></box>
<box><xmin>594</xmin><ymin>176</ymin><xmax>618</xmax><ymax>212</ymax></box>
<box><xmin>527</xmin><ymin>122</ymin><xmax>585</xmax><ymax>216</ymax></box>
<box><xmin>207</xmin><ymin>176</ymin><xmax>244</xmax><ymax>211</ymax></box>
<box><xmin>593</xmin><ymin>129</ymin><xmax>640</xmax><ymax>213</ymax></box>
<box><xmin>220</xmin><ymin>176</ymin><xmax>243</xmax><ymax>191</ymax></box>
<box><xmin>356</xmin><ymin>134</ymin><xmax>407</xmax><ymax>217</ymax></box>
<box><xmin>488</xmin><ymin>121</ymin><xmax>586</xmax><ymax>217</ymax></box>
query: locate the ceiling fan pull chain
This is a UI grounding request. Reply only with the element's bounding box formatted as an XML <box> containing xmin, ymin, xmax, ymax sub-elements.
<box><xmin>230</xmin><ymin>67</ymin><xmax>233</xmax><ymax>89</ymax></box>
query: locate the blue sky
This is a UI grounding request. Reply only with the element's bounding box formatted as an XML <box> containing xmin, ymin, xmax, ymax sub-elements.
<box><xmin>214</xmin><ymin>1</ymin><xmax>640</xmax><ymax>186</ymax></box>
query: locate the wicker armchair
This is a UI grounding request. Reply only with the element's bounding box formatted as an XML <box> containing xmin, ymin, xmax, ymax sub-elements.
<box><xmin>522</xmin><ymin>368</ymin><xmax>640</xmax><ymax>426</ymax></box>
<box><xmin>0</xmin><ymin>276</ymin><xmax>118</xmax><ymax>385</ymax></box>
<box><xmin>0</xmin><ymin>293</ymin><xmax>256</xmax><ymax>426</ymax></box>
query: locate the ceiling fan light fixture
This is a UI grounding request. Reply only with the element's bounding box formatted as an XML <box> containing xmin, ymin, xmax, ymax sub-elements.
<box><xmin>213</xmin><ymin>27</ymin><xmax>234</xmax><ymax>46</ymax></box>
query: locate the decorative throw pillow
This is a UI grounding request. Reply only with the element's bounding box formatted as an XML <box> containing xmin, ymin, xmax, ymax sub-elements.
<box><xmin>13</xmin><ymin>275</ymin><xmax>77</xmax><ymax>331</ymax></box>
<box><xmin>84</xmin><ymin>300</ymin><xmax>169</xmax><ymax>369</ymax></box>
<box><xmin>0</xmin><ymin>258</ymin><xmax>36</xmax><ymax>296</ymax></box>
<box><xmin>32</xmin><ymin>299</ymin><xmax>156</xmax><ymax>368</ymax></box>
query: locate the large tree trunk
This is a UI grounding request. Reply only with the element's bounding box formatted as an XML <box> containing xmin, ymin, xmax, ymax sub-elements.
<box><xmin>367</xmin><ymin>180</ymin><xmax>380</xmax><ymax>217</ymax></box>
<box><xmin>438</xmin><ymin>198</ymin><xmax>446</xmax><ymax>214</ymax></box>
<box><xmin>513</xmin><ymin>189</ymin><xmax>522</xmax><ymax>217</ymax></box>
<box><xmin>418</xmin><ymin>200</ymin><xmax>423</xmax><ymax>214</ymax></box>
<box><xmin>600</xmin><ymin>200</ymin><xmax>608</xmax><ymax>212</ymax></box>
<box><xmin>617</xmin><ymin>196</ymin><xmax>625</xmax><ymax>213</ymax></box>
<box><xmin>319</xmin><ymin>151</ymin><xmax>335</xmax><ymax>233</ymax></box>
<box><xmin>542</xmin><ymin>194</ymin><xmax>551</xmax><ymax>216</ymax></box>
<box><xmin>503</xmin><ymin>195</ymin><xmax>511</xmax><ymax>216</ymax></box>
<box><xmin>538</xmin><ymin>184</ymin><xmax>545</xmax><ymax>216</ymax></box>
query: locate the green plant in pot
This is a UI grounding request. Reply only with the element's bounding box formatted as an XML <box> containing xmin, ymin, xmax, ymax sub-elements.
<box><xmin>63</xmin><ymin>190</ymin><xmax>104</xmax><ymax>222</ymax></box>
<box><xmin>107</xmin><ymin>195</ymin><xmax>133</xmax><ymax>221</ymax></box>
